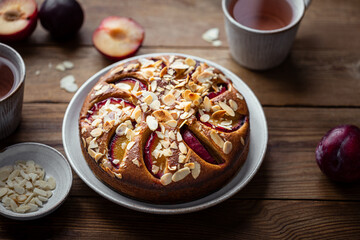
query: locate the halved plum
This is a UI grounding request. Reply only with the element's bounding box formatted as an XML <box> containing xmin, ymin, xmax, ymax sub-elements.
<box><xmin>114</xmin><ymin>77</ymin><xmax>147</xmax><ymax>91</ymax></box>
<box><xmin>86</xmin><ymin>97</ymin><xmax>135</xmax><ymax>119</ymax></box>
<box><xmin>198</xmin><ymin>112</ymin><xmax>247</xmax><ymax>133</ymax></box>
<box><xmin>108</xmin><ymin>134</ymin><xmax>129</xmax><ymax>168</ymax></box>
<box><xmin>181</xmin><ymin>128</ymin><xmax>219</xmax><ymax>164</ymax></box>
<box><xmin>144</xmin><ymin>131</ymin><xmax>166</xmax><ymax>178</ymax></box>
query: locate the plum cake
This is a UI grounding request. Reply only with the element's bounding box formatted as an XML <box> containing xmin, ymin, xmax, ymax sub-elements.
<box><xmin>79</xmin><ymin>55</ymin><xmax>250</xmax><ymax>203</ymax></box>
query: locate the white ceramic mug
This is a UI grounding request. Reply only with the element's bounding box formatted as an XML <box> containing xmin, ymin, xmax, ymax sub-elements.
<box><xmin>0</xmin><ymin>43</ymin><xmax>25</xmax><ymax>140</ymax></box>
<box><xmin>222</xmin><ymin>0</ymin><xmax>311</xmax><ymax>70</ymax></box>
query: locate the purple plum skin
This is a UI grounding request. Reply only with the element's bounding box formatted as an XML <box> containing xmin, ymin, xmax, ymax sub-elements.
<box><xmin>182</xmin><ymin>129</ymin><xmax>217</xmax><ymax>164</ymax></box>
<box><xmin>316</xmin><ymin>125</ymin><xmax>360</xmax><ymax>182</ymax></box>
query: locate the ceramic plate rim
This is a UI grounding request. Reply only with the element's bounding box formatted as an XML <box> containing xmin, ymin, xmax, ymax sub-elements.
<box><xmin>0</xmin><ymin>142</ymin><xmax>73</xmax><ymax>220</ymax></box>
<box><xmin>62</xmin><ymin>53</ymin><xmax>268</xmax><ymax>214</ymax></box>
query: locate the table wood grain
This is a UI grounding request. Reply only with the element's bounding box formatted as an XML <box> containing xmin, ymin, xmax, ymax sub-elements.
<box><xmin>1</xmin><ymin>0</ymin><xmax>360</xmax><ymax>239</ymax></box>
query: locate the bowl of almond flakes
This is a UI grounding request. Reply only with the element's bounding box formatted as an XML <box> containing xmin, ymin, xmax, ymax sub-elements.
<box><xmin>0</xmin><ymin>142</ymin><xmax>72</xmax><ymax>220</ymax></box>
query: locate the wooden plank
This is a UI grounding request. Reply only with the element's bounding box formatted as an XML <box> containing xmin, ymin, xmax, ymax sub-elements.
<box><xmin>20</xmin><ymin>0</ymin><xmax>360</xmax><ymax>51</ymax></box>
<box><xmin>0</xmin><ymin>198</ymin><xmax>359</xmax><ymax>239</ymax></box>
<box><xmin>1</xmin><ymin>104</ymin><xmax>360</xmax><ymax>200</ymax></box>
<box><xmin>13</xmin><ymin>46</ymin><xmax>360</xmax><ymax>106</ymax></box>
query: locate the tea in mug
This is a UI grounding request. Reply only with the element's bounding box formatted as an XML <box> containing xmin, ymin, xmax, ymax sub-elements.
<box><xmin>230</xmin><ymin>0</ymin><xmax>293</xmax><ymax>30</ymax></box>
<box><xmin>0</xmin><ymin>56</ymin><xmax>17</xmax><ymax>100</ymax></box>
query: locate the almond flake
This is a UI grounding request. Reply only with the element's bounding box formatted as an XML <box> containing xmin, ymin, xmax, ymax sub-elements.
<box><xmin>184</xmin><ymin>57</ymin><xmax>196</xmax><ymax>67</ymax></box>
<box><xmin>116</xmin><ymin>83</ymin><xmax>132</xmax><ymax>91</ymax></box>
<box><xmin>170</xmin><ymin>61</ymin><xmax>189</xmax><ymax>70</ymax></box>
<box><xmin>160</xmin><ymin>173</ymin><xmax>172</xmax><ymax>185</ymax></box>
<box><xmin>178</xmin><ymin>154</ymin><xmax>186</xmax><ymax>163</ymax></box>
<box><xmin>211</xmin><ymin>105</ymin><xmax>221</xmax><ymax>112</ymax></box>
<box><xmin>95</xmin><ymin>153</ymin><xmax>104</xmax><ymax>162</ymax></box>
<box><xmin>110</xmin><ymin>65</ymin><xmax>124</xmax><ymax>75</ymax></box>
<box><xmin>202</xmin><ymin>28</ymin><xmax>219</xmax><ymax>42</ymax></box>
<box><xmin>179</xmin><ymin>142</ymin><xmax>188</xmax><ymax>154</ymax></box>
<box><xmin>169</xmin><ymin>130</ymin><xmax>176</xmax><ymax>140</ymax></box>
<box><xmin>90</xmin><ymin>128</ymin><xmax>103</xmax><ymax>138</ymax></box>
<box><xmin>149</xmin><ymin>100</ymin><xmax>161</xmax><ymax>110</ymax></box>
<box><xmin>241</xmin><ymin>137</ymin><xmax>245</xmax><ymax>145</ymax></box>
<box><xmin>223</xmin><ymin>141</ymin><xmax>233</xmax><ymax>154</ymax></box>
<box><xmin>203</xmin><ymin>96</ymin><xmax>212</xmax><ymax>112</ymax></box>
<box><xmin>184</xmin><ymin>162</ymin><xmax>195</xmax><ymax>169</ymax></box>
<box><xmin>219</xmin><ymin>101</ymin><xmax>235</xmax><ymax>117</ymax></box>
<box><xmin>146</xmin><ymin>116</ymin><xmax>158</xmax><ymax>131</ymax></box>
<box><xmin>127</xmin><ymin>141</ymin><xmax>135</xmax><ymax>150</ymax></box>
<box><xmin>197</xmin><ymin>71</ymin><xmax>214</xmax><ymax>83</ymax></box>
<box><xmin>210</xmin><ymin>130</ymin><xmax>225</xmax><ymax>149</ymax></box>
<box><xmin>162</xmin><ymin>93</ymin><xmax>175</xmax><ymax>106</ymax></box>
<box><xmin>177</xmin><ymin>132</ymin><xmax>183</xmax><ymax>141</ymax></box>
<box><xmin>229</xmin><ymin>99</ymin><xmax>238</xmax><ymax>111</ymax></box>
<box><xmin>191</xmin><ymin>162</ymin><xmax>201</xmax><ymax>179</ymax></box>
<box><xmin>170</xmin><ymin>142</ymin><xmax>178</xmax><ymax>149</ymax></box>
<box><xmin>153</xmin><ymin>109</ymin><xmax>173</xmax><ymax>122</ymax></box>
<box><xmin>236</xmin><ymin>93</ymin><xmax>244</xmax><ymax>100</ymax></box>
<box><xmin>166</xmin><ymin>120</ymin><xmax>177</xmax><ymax>128</ymax></box>
<box><xmin>211</xmin><ymin>110</ymin><xmax>227</xmax><ymax>120</ymax></box>
<box><xmin>132</xmin><ymin>158</ymin><xmax>140</xmax><ymax>167</ymax></box>
<box><xmin>200</xmin><ymin>114</ymin><xmax>210</xmax><ymax>122</ymax></box>
<box><xmin>150</xmin><ymin>80</ymin><xmax>157</xmax><ymax>92</ymax></box>
<box><xmin>172</xmin><ymin>167</ymin><xmax>190</xmax><ymax>182</ymax></box>
<box><xmin>152</xmin><ymin>165</ymin><xmax>160</xmax><ymax>174</ymax></box>
<box><xmin>116</xmin><ymin>123</ymin><xmax>127</xmax><ymax>136</ymax></box>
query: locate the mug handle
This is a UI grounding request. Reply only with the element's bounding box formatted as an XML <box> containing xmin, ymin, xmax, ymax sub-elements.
<box><xmin>304</xmin><ymin>0</ymin><xmax>312</xmax><ymax>9</ymax></box>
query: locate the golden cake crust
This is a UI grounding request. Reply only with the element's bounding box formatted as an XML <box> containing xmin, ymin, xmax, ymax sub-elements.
<box><xmin>79</xmin><ymin>55</ymin><xmax>250</xmax><ymax>203</ymax></box>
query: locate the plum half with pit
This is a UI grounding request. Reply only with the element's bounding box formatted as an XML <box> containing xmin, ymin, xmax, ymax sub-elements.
<box><xmin>316</xmin><ymin>125</ymin><xmax>360</xmax><ymax>182</ymax></box>
<box><xmin>181</xmin><ymin>128</ymin><xmax>218</xmax><ymax>164</ymax></box>
<box><xmin>0</xmin><ymin>0</ymin><xmax>38</xmax><ymax>42</ymax></box>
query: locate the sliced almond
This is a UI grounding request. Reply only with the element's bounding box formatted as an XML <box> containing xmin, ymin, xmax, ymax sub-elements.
<box><xmin>150</xmin><ymin>80</ymin><xmax>157</xmax><ymax>92</ymax></box>
<box><xmin>94</xmin><ymin>153</ymin><xmax>104</xmax><ymax>162</ymax></box>
<box><xmin>153</xmin><ymin>109</ymin><xmax>173</xmax><ymax>122</ymax></box>
<box><xmin>143</xmin><ymin>94</ymin><xmax>153</xmax><ymax>105</ymax></box>
<box><xmin>211</xmin><ymin>110</ymin><xmax>226</xmax><ymax>120</ymax></box>
<box><xmin>197</xmin><ymin>71</ymin><xmax>214</xmax><ymax>83</ymax></box>
<box><xmin>90</xmin><ymin>128</ymin><xmax>103</xmax><ymax>138</ymax></box>
<box><xmin>184</xmin><ymin>57</ymin><xmax>196</xmax><ymax>67</ymax></box>
<box><xmin>146</xmin><ymin>116</ymin><xmax>158</xmax><ymax>131</ymax></box>
<box><xmin>149</xmin><ymin>100</ymin><xmax>161</xmax><ymax>110</ymax></box>
<box><xmin>179</xmin><ymin>142</ymin><xmax>188</xmax><ymax>154</ymax></box>
<box><xmin>200</xmin><ymin>114</ymin><xmax>210</xmax><ymax>122</ymax></box>
<box><xmin>223</xmin><ymin>141</ymin><xmax>233</xmax><ymax>154</ymax></box>
<box><xmin>160</xmin><ymin>173</ymin><xmax>172</xmax><ymax>186</ymax></box>
<box><xmin>191</xmin><ymin>162</ymin><xmax>201</xmax><ymax>179</ymax></box>
<box><xmin>162</xmin><ymin>93</ymin><xmax>175</xmax><ymax>106</ymax></box>
<box><xmin>172</xmin><ymin>167</ymin><xmax>190</xmax><ymax>182</ymax></box>
<box><xmin>210</xmin><ymin>130</ymin><xmax>225</xmax><ymax>149</ymax></box>
<box><xmin>229</xmin><ymin>99</ymin><xmax>238</xmax><ymax>111</ymax></box>
<box><xmin>219</xmin><ymin>101</ymin><xmax>235</xmax><ymax>117</ymax></box>
<box><xmin>165</xmin><ymin>120</ymin><xmax>177</xmax><ymax>128</ymax></box>
<box><xmin>203</xmin><ymin>96</ymin><xmax>212</xmax><ymax>112</ymax></box>
<box><xmin>241</xmin><ymin>137</ymin><xmax>245</xmax><ymax>145</ymax></box>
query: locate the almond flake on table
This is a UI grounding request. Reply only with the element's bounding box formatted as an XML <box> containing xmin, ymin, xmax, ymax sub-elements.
<box><xmin>202</xmin><ymin>28</ymin><xmax>219</xmax><ymax>42</ymax></box>
<box><xmin>60</xmin><ymin>75</ymin><xmax>78</xmax><ymax>93</ymax></box>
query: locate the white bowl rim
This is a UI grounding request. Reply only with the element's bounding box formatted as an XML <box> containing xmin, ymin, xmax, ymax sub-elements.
<box><xmin>0</xmin><ymin>142</ymin><xmax>73</xmax><ymax>220</ymax></box>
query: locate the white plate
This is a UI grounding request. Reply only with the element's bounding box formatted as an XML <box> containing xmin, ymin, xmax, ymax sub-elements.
<box><xmin>62</xmin><ymin>53</ymin><xmax>268</xmax><ymax>214</ymax></box>
<box><xmin>0</xmin><ymin>142</ymin><xmax>73</xmax><ymax>220</ymax></box>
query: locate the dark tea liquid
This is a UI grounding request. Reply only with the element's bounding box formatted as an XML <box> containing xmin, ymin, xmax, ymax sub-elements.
<box><xmin>0</xmin><ymin>56</ymin><xmax>17</xmax><ymax>100</ymax></box>
<box><xmin>230</xmin><ymin>0</ymin><xmax>293</xmax><ymax>30</ymax></box>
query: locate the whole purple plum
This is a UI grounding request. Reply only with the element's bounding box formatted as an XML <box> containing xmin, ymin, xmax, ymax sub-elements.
<box><xmin>316</xmin><ymin>125</ymin><xmax>360</xmax><ymax>182</ymax></box>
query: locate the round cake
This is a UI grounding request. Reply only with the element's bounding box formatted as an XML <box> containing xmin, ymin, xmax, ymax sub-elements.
<box><xmin>79</xmin><ymin>55</ymin><xmax>250</xmax><ymax>203</ymax></box>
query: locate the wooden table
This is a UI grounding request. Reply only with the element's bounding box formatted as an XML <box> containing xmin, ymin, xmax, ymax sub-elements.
<box><xmin>1</xmin><ymin>0</ymin><xmax>360</xmax><ymax>238</ymax></box>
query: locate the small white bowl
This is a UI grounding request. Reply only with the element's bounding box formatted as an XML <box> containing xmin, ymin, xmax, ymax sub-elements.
<box><xmin>0</xmin><ymin>142</ymin><xmax>72</xmax><ymax>220</ymax></box>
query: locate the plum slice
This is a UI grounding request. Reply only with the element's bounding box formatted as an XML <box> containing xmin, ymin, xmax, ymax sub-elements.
<box><xmin>144</xmin><ymin>131</ymin><xmax>166</xmax><ymax>178</ymax></box>
<box><xmin>181</xmin><ymin>128</ymin><xmax>219</xmax><ymax>164</ymax></box>
<box><xmin>115</xmin><ymin>77</ymin><xmax>147</xmax><ymax>91</ymax></box>
<box><xmin>198</xmin><ymin>112</ymin><xmax>247</xmax><ymax>133</ymax></box>
<box><xmin>108</xmin><ymin>134</ymin><xmax>129</xmax><ymax>168</ymax></box>
<box><xmin>207</xmin><ymin>84</ymin><xmax>227</xmax><ymax>99</ymax></box>
<box><xmin>86</xmin><ymin>97</ymin><xmax>134</xmax><ymax>119</ymax></box>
